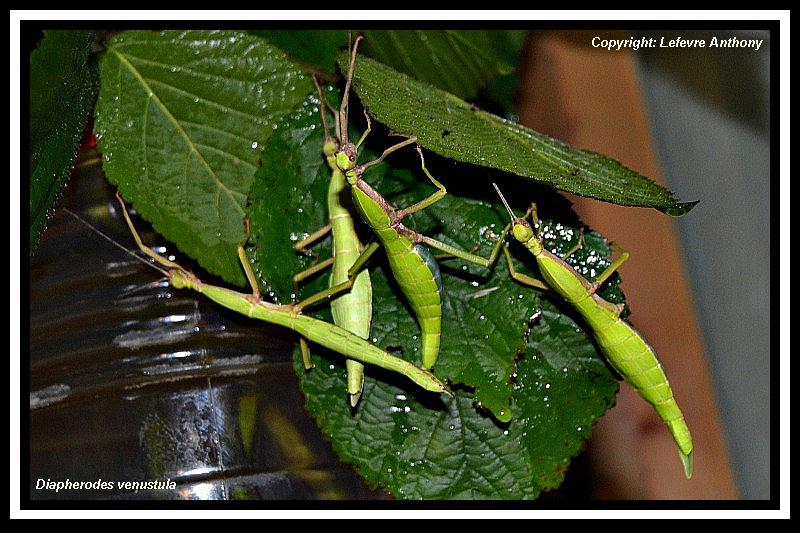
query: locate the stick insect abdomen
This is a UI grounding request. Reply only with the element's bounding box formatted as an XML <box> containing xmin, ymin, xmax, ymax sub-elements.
<box><xmin>595</xmin><ymin>320</ymin><xmax>693</xmax><ymax>455</ymax></box>
<box><xmin>573</xmin><ymin>291</ymin><xmax>693</xmax><ymax>476</ymax></box>
<box><xmin>351</xmin><ymin>183</ymin><xmax>443</xmax><ymax>369</ymax></box>
<box><xmin>327</xmin><ymin>159</ymin><xmax>373</xmax><ymax>405</ymax></box>
<box><xmin>384</xmin><ymin>241</ymin><xmax>443</xmax><ymax>370</ymax></box>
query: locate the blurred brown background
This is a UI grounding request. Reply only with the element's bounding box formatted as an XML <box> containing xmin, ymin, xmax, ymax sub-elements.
<box><xmin>515</xmin><ymin>29</ymin><xmax>770</xmax><ymax>499</ymax></box>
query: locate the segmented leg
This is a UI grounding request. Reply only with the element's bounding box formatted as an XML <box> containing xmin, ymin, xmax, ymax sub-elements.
<box><xmin>293</xmin><ymin>241</ymin><xmax>380</xmax><ymax>311</ymax></box>
<box><xmin>294</xmin><ymin>224</ymin><xmax>332</xmax><ymax>259</ymax></box>
<box><xmin>501</xmin><ymin>246</ymin><xmax>550</xmax><ymax>291</ymax></box>
<box><xmin>591</xmin><ymin>243</ymin><xmax>630</xmax><ymax>291</ymax></box>
<box><xmin>395</xmin><ymin>146</ymin><xmax>447</xmax><ymax>219</ymax></box>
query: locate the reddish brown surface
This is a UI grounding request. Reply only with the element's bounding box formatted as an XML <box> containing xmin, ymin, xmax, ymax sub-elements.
<box><xmin>516</xmin><ymin>32</ymin><xmax>738</xmax><ymax>499</ymax></box>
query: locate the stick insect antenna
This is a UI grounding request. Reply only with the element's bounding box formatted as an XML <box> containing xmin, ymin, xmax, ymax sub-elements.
<box><xmin>492</xmin><ymin>183</ymin><xmax>517</xmax><ymax>222</ymax></box>
<box><xmin>339</xmin><ymin>34</ymin><xmax>364</xmax><ymax>145</ymax></box>
<box><xmin>62</xmin><ymin>208</ymin><xmax>171</xmax><ymax>278</ymax></box>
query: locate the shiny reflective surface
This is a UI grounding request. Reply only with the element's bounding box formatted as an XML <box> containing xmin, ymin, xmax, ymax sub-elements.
<box><xmin>29</xmin><ymin>158</ymin><xmax>384</xmax><ymax>500</ymax></box>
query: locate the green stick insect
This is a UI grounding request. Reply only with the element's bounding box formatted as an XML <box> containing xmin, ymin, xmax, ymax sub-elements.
<box><xmin>67</xmin><ymin>196</ymin><xmax>451</xmax><ymax>399</ymax></box>
<box><xmin>492</xmin><ymin>183</ymin><xmax>694</xmax><ymax>479</ymax></box>
<box><xmin>292</xmin><ymin>77</ymin><xmax>374</xmax><ymax>407</ymax></box>
<box><xmin>313</xmin><ymin>35</ymin><xmax>510</xmax><ymax>371</ymax></box>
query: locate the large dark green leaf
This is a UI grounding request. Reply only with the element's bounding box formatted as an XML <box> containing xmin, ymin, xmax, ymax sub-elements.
<box><xmin>295</xmin><ymin>270</ymin><xmax>619</xmax><ymax>499</ymax></box>
<box><xmin>340</xmin><ymin>53</ymin><xmax>697</xmax><ymax>216</ymax></box>
<box><xmin>246</xmin><ymin>94</ymin><xmax>331</xmax><ymax>300</ymax></box>
<box><xmin>248</xmin><ymin>30</ymin><xmax>348</xmax><ymax>75</ymax></box>
<box><xmin>246</xmin><ymin>96</ymin><xmax>620</xmax><ymax>498</ymax></box>
<box><xmin>94</xmin><ymin>30</ymin><xmax>313</xmax><ymax>285</ymax></box>
<box><xmin>360</xmin><ymin>30</ymin><xmax>515</xmax><ymax>102</ymax></box>
<box><xmin>251</xmin><ymin>30</ymin><xmax>517</xmax><ymax>103</ymax></box>
<box><xmin>30</xmin><ymin>30</ymin><xmax>99</xmax><ymax>253</ymax></box>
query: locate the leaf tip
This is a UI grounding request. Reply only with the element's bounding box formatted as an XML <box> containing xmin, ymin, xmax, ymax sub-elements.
<box><xmin>662</xmin><ymin>200</ymin><xmax>699</xmax><ymax>217</ymax></box>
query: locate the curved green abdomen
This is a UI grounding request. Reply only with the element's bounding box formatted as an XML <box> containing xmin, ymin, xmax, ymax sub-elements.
<box><xmin>587</xmin><ymin>308</ymin><xmax>693</xmax><ymax>475</ymax></box>
<box><xmin>350</xmin><ymin>184</ymin><xmax>443</xmax><ymax>369</ymax></box>
<box><xmin>381</xmin><ymin>230</ymin><xmax>442</xmax><ymax>369</ymax></box>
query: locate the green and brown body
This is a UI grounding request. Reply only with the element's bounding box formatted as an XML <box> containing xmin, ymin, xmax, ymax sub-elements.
<box><xmin>168</xmin><ymin>269</ymin><xmax>448</xmax><ymax>395</ymax></box>
<box><xmin>324</xmin><ymin>145</ymin><xmax>373</xmax><ymax>405</ymax></box>
<box><xmin>348</xmin><ymin>178</ymin><xmax>443</xmax><ymax>369</ymax></box>
<box><xmin>520</xmin><ymin>233</ymin><xmax>693</xmax><ymax>478</ymax></box>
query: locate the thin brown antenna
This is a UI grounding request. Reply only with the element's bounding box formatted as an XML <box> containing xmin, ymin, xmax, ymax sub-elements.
<box><xmin>62</xmin><ymin>208</ymin><xmax>170</xmax><ymax>277</ymax></box>
<box><xmin>492</xmin><ymin>183</ymin><xmax>516</xmax><ymax>221</ymax></box>
<box><xmin>340</xmin><ymin>34</ymin><xmax>364</xmax><ymax>145</ymax></box>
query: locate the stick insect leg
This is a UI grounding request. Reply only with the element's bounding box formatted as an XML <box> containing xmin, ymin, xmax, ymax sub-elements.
<box><xmin>292</xmin><ymin>256</ymin><xmax>335</xmax><ymax>294</ymax></box>
<box><xmin>237</xmin><ymin>219</ymin><xmax>261</xmax><ymax>302</ymax></box>
<box><xmin>415</xmin><ymin>223</ymin><xmax>510</xmax><ymax>269</ymax></box>
<box><xmin>294</xmin><ymin>224</ymin><xmax>332</xmax><ymax>258</ymax></box>
<box><xmin>355</xmin><ymin>109</ymin><xmax>371</xmax><ymax>149</ymax></box>
<box><xmin>299</xmin><ymin>338</ymin><xmax>313</xmax><ymax>370</ymax></box>
<box><xmin>312</xmin><ymin>76</ymin><xmax>341</xmax><ymax>141</ymax></box>
<box><xmin>396</xmin><ymin>146</ymin><xmax>447</xmax><ymax>219</ymax></box>
<box><xmin>116</xmin><ymin>193</ymin><xmax>182</xmax><ymax>272</ymax></box>
<box><xmin>293</xmin><ymin>241</ymin><xmax>381</xmax><ymax>311</ymax></box>
<box><xmin>521</xmin><ymin>202</ymin><xmax>543</xmax><ymax>240</ymax></box>
<box><xmin>358</xmin><ymin>136</ymin><xmax>418</xmax><ymax>173</ymax></box>
<box><xmin>589</xmin><ymin>243</ymin><xmax>630</xmax><ymax>294</ymax></box>
<box><xmin>560</xmin><ymin>229</ymin><xmax>585</xmax><ymax>261</ymax></box>
<box><xmin>502</xmin><ymin>246</ymin><xmax>550</xmax><ymax>291</ymax></box>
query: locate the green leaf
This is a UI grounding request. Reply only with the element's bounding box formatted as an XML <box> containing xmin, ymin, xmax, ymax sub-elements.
<box><xmin>295</xmin><ymin>277</ymin><xmax>618</xmax><ymax>499</ymax></box>
<box><xmin>360</xmin><ymin>31</ymin><xmax>515</xmax><ymax>101</ymax></box>
<box><xmin>29</xmin><ymin>30</ymin><xmax>99</xmax><ymax>253</ymax></box>
<box><xmin>251</xmin><ymin>30</ymin><xmax>517</xmax><ymax>102</ymax></box>
<box><xmin>247</xmin><ymin>95</ymin><xmax>331</xmax><ymax>299</ymax></box>
<box><xmin>248</xmin><ymin>30</ymin><xmax>348</xmax><ymax>74</ymax></box>
<box><xmin>339</xmin><ymin>53</ymin><xmax>697</xmax><ymax>216</ymax></box>
<box><xmin>246</xmin><ymin>96</ymin><xmax>620</xmax><ymax>498</ymax></box>
<box><xmin>94</xmin><ymin>30</ymin><xmax>314</xmax><ymax>285</ymax></box>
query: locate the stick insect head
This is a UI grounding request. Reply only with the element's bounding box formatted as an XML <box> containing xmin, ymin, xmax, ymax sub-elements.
<box><xmin>492</xmin><ymin>183</ymin><xmax>535</xmax><ymax>243</ymax></box>
<box><xmin>336</xmin><ymin>142</ymin><xmax>359</xmax><ymax>177</ymax></box>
